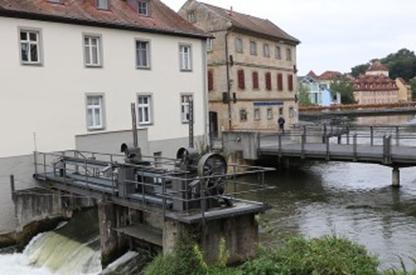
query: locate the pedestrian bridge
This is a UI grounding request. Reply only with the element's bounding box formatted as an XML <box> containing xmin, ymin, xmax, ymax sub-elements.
<box><xmin>222</xmin><ymin>125</ymin><xmax>416</xmax><ymax>187</ymax></box>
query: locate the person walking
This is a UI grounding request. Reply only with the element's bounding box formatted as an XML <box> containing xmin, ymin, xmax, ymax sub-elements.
<box><xmin>278</xmin><ymin>116</ymin><xmax>286</xmax><ymax>134</ymax></box>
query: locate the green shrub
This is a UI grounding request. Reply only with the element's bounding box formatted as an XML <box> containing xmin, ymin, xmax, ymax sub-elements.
<box><xmin>144</xmin><ymin>235</ymin><xmax>207</xmax><ymax>275</ymax></box>
<box><xmin>242</xmin><ymin>236</ymin><xmax>379</xmax><ymax>275</ymax></box>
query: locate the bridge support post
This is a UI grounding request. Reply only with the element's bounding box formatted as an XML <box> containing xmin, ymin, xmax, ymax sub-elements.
<box><xmin>392</xmin><ymin>167</ymin><xmax>401</xmax><ymax>188</ymax></box>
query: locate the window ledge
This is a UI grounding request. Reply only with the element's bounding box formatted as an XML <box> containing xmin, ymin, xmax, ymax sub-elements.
<box><xmin>21</xmin><ymin>62</ymin><xmax>43</xmax><ymax>67</ymax></box>
<box><xmin>136</xmin><ymin>66</ymin><xmax>152</xmax><ymax>70</ymax></box>
<box><xmin>85</xmin><ymin>64</ymin><xmax>103</xmax><ymax>69</ymax></box>
<box><xmin>87</xmin><ymin>127</ymin><xmax>106</xmax><ymax>132</ymax></box>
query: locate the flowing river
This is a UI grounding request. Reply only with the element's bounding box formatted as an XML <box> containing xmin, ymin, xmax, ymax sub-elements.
<box><xmin>1</xmin><ymin>114</ymin><xmax>416</xmax><ymax>273</ymax></box>
<box><xmin>251</xmin><ymin>114</ymin><xmax>416</xmax><ymax>271</ymax></box>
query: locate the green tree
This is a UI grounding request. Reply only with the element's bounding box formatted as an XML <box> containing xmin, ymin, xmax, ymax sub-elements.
<box><xmin>331</xmin><ymin>75</ymin><xmax>355</xmax><ymax>104</ymax></box>
<box><xmin>298</xmin><ymin>83</ymin><xmax>312</xmax><ymax>106</ymax></box>
<box><xmin>381</xmin><ymin>48</ymin><xmax>416</xmax><ymax>81</ymax></box>
<box><xmin>351</xmin><ymin>63</ymin><xmax>370</xmax><ymax>78</ymax></box>
<box><xmin>410</xmin><ymin>78</ymin><xmax>416</xmax><ymax>100</ymax></box>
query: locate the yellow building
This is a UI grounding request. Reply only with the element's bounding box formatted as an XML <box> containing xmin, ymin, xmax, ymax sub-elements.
<box><xmin>395</xmin><ymin>78</ymin><xmax>412</xmax><ymax>102</ymax></box>
<box><xmin>179</xmin><ymin>0</ymin><xmax>300</xmax><ymax>137</ymax></box>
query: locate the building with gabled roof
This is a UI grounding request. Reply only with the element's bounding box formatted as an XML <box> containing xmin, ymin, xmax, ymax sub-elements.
<box><xmin>353</xmin><ymin>61</ymin><xmax>399</xmax><ymax>104</ymax></box>
<box><xmin>0</xmin><ymin>0</ymin><xmax>209</xmax><ymax>234</ymax></box>
<box><xmin>179</xmin><ymin>0</ymin><xmax>300</xmax><ymax>135</ymax></box>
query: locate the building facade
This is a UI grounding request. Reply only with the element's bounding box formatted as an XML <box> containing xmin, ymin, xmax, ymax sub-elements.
<box><xmin>353</xmin><ymin>61</ymin><xmax>399</xmax><ymax>105</ymax></box>
<box><xmin>0</xmin><ymin>0</ymin><xmax>208</xmax><ymax>234</ymax></box>
<box><xmin>299</xmin><ymin>71</ymin><xmax>341</xmax><ymax>106</ymax></box>
<box><xmin>396</xmin><ymin>78</ymin><xmax>412</xmax><ymax>103</ymax></box>
<box><xmin>179</xmin><ymin>0</ymin><xmax>300</xmax><ymax>136</ymax></box>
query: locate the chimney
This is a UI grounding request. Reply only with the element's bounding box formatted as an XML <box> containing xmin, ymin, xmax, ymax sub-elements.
<box><xmin>229</xmin><ymin>6</ymin><xmax>233</xmax><ymax>16</ymax></box>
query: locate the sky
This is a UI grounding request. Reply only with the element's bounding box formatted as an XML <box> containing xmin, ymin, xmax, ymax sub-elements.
<box><xmin>163</xmin><ymin>0</ymin><xmax>416</xmax><ymax>76</ymax></box>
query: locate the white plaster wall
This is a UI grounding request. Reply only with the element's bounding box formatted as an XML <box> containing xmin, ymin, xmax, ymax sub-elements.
<box><xmin>0</xmin><ymin>17</ymin><xmax>206</xmax><ymax>158</ymax></box>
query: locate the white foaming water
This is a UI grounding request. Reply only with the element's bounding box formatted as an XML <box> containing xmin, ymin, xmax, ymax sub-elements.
<box><xmin>0</xmin><ymin>224</ymin><xmax>101</xmax><ymax>275</ymax></box>
<box><xmin>0</xmin><ymin>253</ymin><xmax>53</xmax><ymax>275</ymax></box>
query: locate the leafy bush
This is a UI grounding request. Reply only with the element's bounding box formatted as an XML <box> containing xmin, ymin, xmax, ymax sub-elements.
<box><xmin>144</xmin><ymin>235</ymin><xmax>207</xmax><ymax>275</ymax></box>
<box><xmin>242</xmin><ymin>236</ymin><xmax>379</xmax><ymax>275</ymax></box>
<box><xmin>144</xmin><ymin>235</ymin><xmax>380</xmax><ymax>275</ymax></box>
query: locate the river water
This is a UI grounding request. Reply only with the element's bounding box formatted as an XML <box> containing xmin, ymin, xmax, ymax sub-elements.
<box><xmin>252</xmin><ymin>114</ymin><xmax>416</xmax><ymax>271</ymax></box>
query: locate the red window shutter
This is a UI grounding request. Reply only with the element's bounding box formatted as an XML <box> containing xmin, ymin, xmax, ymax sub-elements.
<box><xmin>238</xmin><ymin>69</ymin><xmax>245</xmax><ymax>90</ymax></box>
<box><xmin>277</xmin><ymin>73</ymin><xmax>283</xmax><ymax>91</ymax></box>
<box><xmin>265</xmin><ymin>72</ymin><xmax>272</xmax><ymax>91</ymax></box>
<box><xmin>252</xmin><ymin>72</ymin><xmax>259</xmax><ymax>89</ymax></box>
<box><xmin>288</xmin><ymin>74</ymin><xmax>294</xmax><ymax>91</ymax></box>
<box><xmin>208</xmin><ymin>70</ymin><xmax>214</xmax><ymax>91</ymax></box>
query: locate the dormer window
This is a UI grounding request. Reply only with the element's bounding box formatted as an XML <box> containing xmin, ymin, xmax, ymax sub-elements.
<box><xmin>138</xmin><ymin>1</ymin><xmax>149</xmax><ymax>16</ymax></box>
<box><xmin>97</xmin><ymin>0</ymin><xmax>109</xmax><ymax>10</ymax></box>
<box><xmin>48</xmin><ymin>0</ymin><xmax>63</xmax><ymax>3</ymax></box>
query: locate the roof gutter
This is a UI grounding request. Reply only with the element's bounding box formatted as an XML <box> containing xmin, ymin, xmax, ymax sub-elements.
<box><xmin>230</xmin><ymin>26</ymin><xmax>300</xmax><ymax>46</ymax></box>
<box><xmin>0</xmin><ymin>9</ymin><xmax>211</xmax><ymax>40</ymax></box>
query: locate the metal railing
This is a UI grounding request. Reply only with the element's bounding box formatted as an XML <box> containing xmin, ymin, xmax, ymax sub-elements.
<box><xmin>33</xmin><ymin>150</ymin><xmax>275</xmax><ymax>219</ymax></box>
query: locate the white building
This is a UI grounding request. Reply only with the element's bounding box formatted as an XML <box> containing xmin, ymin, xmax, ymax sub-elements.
<box><xmin>0</xmin><ymin>0</ymin><xmax>209</xmax><ymax>234</ymax></box>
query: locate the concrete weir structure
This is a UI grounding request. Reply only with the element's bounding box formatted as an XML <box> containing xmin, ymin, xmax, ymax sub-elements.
<box><xmin>26</xmin><ymin>147</ymin><xmax>272</xmax><ymax>267</ymax></box>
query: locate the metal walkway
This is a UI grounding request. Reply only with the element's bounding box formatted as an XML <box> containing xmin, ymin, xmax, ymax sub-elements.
<box><xmin>258</xmin><ymin>125</ymin><xmax>416</xmax><ymax>167</ymax></box>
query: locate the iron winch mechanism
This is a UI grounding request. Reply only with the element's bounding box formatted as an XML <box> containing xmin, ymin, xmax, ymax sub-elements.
<box><xmin>118</xmin><ymin>144</ymin><xmax>233</xmax><ymax>211</ymax></box>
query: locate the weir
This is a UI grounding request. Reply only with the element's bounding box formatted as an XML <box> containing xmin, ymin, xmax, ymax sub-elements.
<box><xmin>22</xmin><ymin>147</ymin><xmax>274</xmax><ymax>268</ymax></box>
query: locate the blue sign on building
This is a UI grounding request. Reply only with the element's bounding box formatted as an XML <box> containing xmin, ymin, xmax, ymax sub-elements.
<box><xmin>253</xmin><ymin>101</ymin><xmax>284</xmax><ymax>107</ymax></box>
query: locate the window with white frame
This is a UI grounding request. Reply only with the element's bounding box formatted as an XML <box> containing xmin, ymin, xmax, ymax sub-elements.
<box><xmin>235</xmin><ymin>37</ymin><xmax>243</xmax><ymax>53</ymax></box>
<box><xmin>267</xmin><ymin>108</ymin><xmax>273</xmax><ymax>120</ymax></box>
<box><xmin>275</xmin><ymin>46</ymin><xmax>281</xmax><ymax>59</ymax></box>
<box><xmin>240</xmin><ymin>109</ymin><xmax>248</xmax><ymax>122</ymax></box>
<box><xmin>187</xmin><ymin>11</ymin><xmax>196</xmax><ymax>23</ymax></box>
<box><xmin>286</xmin><ymin>47</ymin><xmax>292</xmax><ymax>61</ymax></box>
<box><xmin>137</xmin><ymin>95</ymin><xmax>152</xmax><ymax>125</ymax></box>
<box><xmin>254</xmin><ymin>108</ymin><xmax>260</xmax><ymax>121</ymax></box>
<box><xmin>263</xmin><ymin>43</ymin><xmax>270</xmax><ymax>57</ymax></box>
<box><xmin>289</xmin><ymin>107</ymin><xmax>295</xmax><ymax>118</ymax></box>
<box><xmin>84</xmin><ymin>35</ymin><xmax>102</xmax><ymax>67</ymax></box>
<box><xmin>181</xmin><ymin>95</ymin><xmax>193</xmax><ymax>123</ymax></box>
<box><xmin>179</xmin><ymin>45</ymin><xmax>192</xmax><ymax>71</ymax></box>
<box><xmin>207</xmin><ymin>38</ymin><xmax>213</xmax><ymax>52</ymax></box>
<box><xmin>86</xmin><ymin>95</ymin><xmax>104</xmax><ymax>130</ymax></box>
<box><xmin>136</xmin><ymin>40</ymin><xmax>150</xmax><ymax>69</ymax></box>
<box><xmin>250</xmin><ymin>41</ymin><xmax>257</xmax><ymax>56</ymax></box>
<box><xmin>138</xmin><ymin>1</ymin><xmax>149</xmax><ymax>16</ymax></box>
<box><xmin>20</xmin><ymin>29</ymin><xmax>41</xmax><ymax>64</ymax></box>
<box><xmin>96</xmin><ymin>0</ymin><xmax>109</xmax><ymax>10</ymax></box>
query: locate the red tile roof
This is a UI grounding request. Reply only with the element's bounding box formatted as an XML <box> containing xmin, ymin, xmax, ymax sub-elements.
<box><xmin>318</xmin><ymin>71</ymin><xmax>342</xmax><ymax>81</ymax></box>
<box><xmin>200</xmin><ymin>1</ymin><xmax>300</xmax><ymax>44</ymax></box>
<box><xmin>0</xmin><ymin>0</ymin><xmax>208</xmax><ymax>39</ymax></box>
<box><xmin>306</xmin><ymin>70</ymin><xmax>318</xmax><ymax>79</ymax></box>
<box><xmin>368</xmin><ymin>60</ymin><xmax>388</xmax><ymax>72</ymax></box>
<box><xmin>353</xmin><ymin>74</ymin><xmax>398</xmax><ymax>92</ymax></box>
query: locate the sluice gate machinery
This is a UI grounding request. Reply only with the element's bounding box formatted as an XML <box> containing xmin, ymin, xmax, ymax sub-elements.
<box><xmin>33</xmin><ymin>145</ymin><xmax>275</xmax><ymax>221</ymax></box>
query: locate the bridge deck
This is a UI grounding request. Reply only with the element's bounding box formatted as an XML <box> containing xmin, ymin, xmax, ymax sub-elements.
<box><xmin>260</xmin><ymin>143</ymin><xmax>416</xmax><ymax>166</ymax></box>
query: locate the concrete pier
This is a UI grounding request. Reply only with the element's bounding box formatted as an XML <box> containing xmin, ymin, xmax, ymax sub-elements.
<box><xmin>98</xmin><ymin>201</ymin><xmax>129</xmax><ymax>268</ymax></box>
<box><xmin>392</xmin><ymin>167</ymin><xmax>401</xmax><ymax>188</ymax></box>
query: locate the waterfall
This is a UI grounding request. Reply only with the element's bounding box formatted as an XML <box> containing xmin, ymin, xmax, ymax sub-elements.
<box><xmin>0</xmin><ymin>209</ymin><xmax>102</xmax><ymax>275</ymax></box>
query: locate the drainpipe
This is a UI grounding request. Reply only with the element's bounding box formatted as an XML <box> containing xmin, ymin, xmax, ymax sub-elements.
<box><xmin>225</xmin><ymin>31</ymin><xmax>232</xmax><ymax>130</ymax></box>
<box><xmin>202</xmin><ymin>38</ymin><xmax>210</xmax><ymax>147</ymax></box>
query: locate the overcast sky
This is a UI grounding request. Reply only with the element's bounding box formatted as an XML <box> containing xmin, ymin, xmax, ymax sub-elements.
<box><xmin>164</xmin><ymin>0</ymin><xmax>416</xmax><ymax>75</ymax></box>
